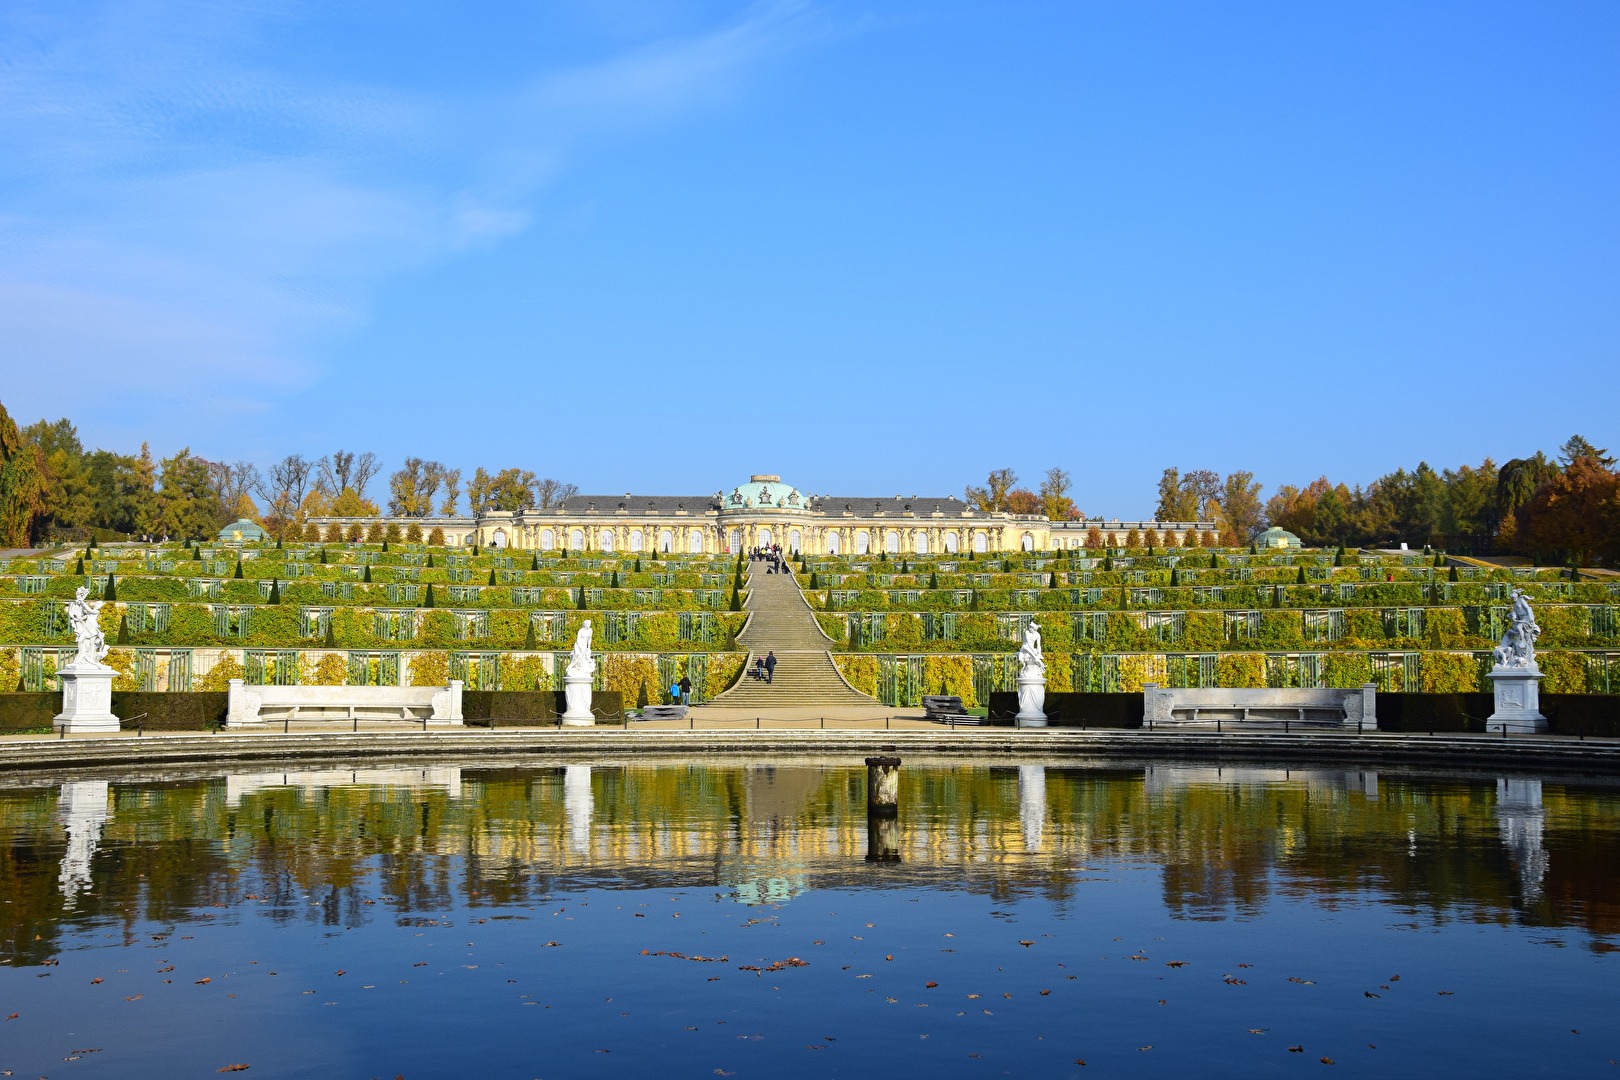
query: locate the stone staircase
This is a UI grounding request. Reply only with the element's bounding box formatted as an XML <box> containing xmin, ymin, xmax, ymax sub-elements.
<box><xmin>710</xmin><ymin>560</ymin><xmax>876</xmax><ymax>708</ymax></box>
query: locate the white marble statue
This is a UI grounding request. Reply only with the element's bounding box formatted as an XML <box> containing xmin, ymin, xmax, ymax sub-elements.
<box><xmin>567</xmin><ymin>619</ymin><xmax>596</xmax><ymax>679</ymax></box>
<box><xmin>1015</xmin><ymin>619</ymin><xmax>1047</xmax><ymax>726</ymax></box>
<box><xmin>1017</xmin><ymin>620</ymin><xmax>1044</xmax><ymax>676</ymax></box>
<box><xmin>1492</xmin><ymin>588</ymin><xmax>1541</xmax><ymax>670</ymax></box>
<box><xmin>66</xmin><ymin>586</ymin><xmax>108</xmax><ymax>667</ymax></box>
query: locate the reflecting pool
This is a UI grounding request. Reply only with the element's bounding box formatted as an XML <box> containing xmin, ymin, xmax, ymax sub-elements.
<box><xmin>1</xmin><ymin>758</ymin><xmax>1617</xmax><ymax>1077</ymax></box>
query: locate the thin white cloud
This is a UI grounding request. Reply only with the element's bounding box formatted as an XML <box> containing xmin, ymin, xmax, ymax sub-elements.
<box><xmin>0</xmin><ymin>0</ymin><xmax>836</xmax><ymax>439</ymax></box>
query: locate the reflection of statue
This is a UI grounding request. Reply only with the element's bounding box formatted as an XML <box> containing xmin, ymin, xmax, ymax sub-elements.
<box><xmin>67</xmin><ymin>587</ymin><xmax>108</xmax><ymax>666</ymax></box>
<box><xmin>1492</xmin><ymin>589</ymin><xmax>1541</xmax><ymax>670</ymax></box>
<box><xmin>1017</xmin><ymin>620</ymin><xmax>1044</xmax><ymax>675</ymax></box>
<box><xmin>567</xmin><ymin>620</ymin><xmax>595</xmax><ymax>679</ymax></box>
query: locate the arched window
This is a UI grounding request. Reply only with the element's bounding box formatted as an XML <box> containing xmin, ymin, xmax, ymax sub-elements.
<box><xmin>600</xmin><ymin>531</ymin><xmax>615</xmax><ymax>552</ymax></box>
<box><xmin>914</xmin><ymin>533</ymin><xmax>929</xmax><ymax>555</ymax></box>
<box><xmin>659</xmin><ymin>529</ymin><xmax>673</xmax><ymax>553</ymax></box>
<box><xmin>973</xmin><ymin>532</ymin><xmax>988</xmax><ymax>554</ymax></box>
<box><xmin>690</xmin><ymin>530</ymin><xmax>704</xmax><ymax>553</ymax></box>
<box><xmin>759</xmin><ymin>528</ymin><xmax>773</xmax><ymax>548</ymax></box>
<box><xmin>885</xmin><ymin>531</ymin><xmax>899</xmax><ymax>554</ymax></box>
<box><xmin>943</xmin><ymin>532</ymin><xmax>958</xmax><ymax>554</ymax></box>
<box><xmin>569</xmin><ymin>529</ymin><xmax>584</xmax><ymax>551</ymax></box>
<box><xmin>789</xmin><ymin>529</ymin><xmax>802</xmax><ymax>554</ymax></box>
<box><xmin>629</xmin><ymin>530</ymin><xmax>644</xmax><ymax>552</ymax></box>
<box><xmin>540</xmin><ymin>529</ymin><xmax>555</xmax><ymax>551</ymax></box>
<box><xmin>727</xmin><ymin>528</ymin><xmax>740</xmax><ymax>553</ymax></box>
<box><xmin>856</xmin><ymin>532</ymin><xmax>870</xmax><ymax>555</ymax></box>
<box><xmin>826</xmin><ymin>532</ymin><xmax>840</xmax><ymax>555</ymax></box>
<box><xmin>491</xmin><ymin>528</ymin><xmax>507</xmax><ymax>549</ymax></box>
<box><xmin>1021</xmin><ymin>532</ymin><xmax>1035</xmax><ymax>552</ymax></box>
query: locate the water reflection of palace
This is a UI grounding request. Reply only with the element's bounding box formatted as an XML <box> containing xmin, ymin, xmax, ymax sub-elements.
<box><xmin>1</xmin><ymin>761</ymin><xmax>1617</xmax><ymax>963</ymax></box>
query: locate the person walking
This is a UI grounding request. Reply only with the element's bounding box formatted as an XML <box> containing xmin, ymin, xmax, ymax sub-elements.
<box><xmin>670</xmin><ymin>679</ymin><xmax>680</xmax><ymax>705</ymax></box>
<box><xmin>764</xmin><ymin>651</ymin><xmax>777</xmax><ymax>684</ymax></box>
<box><xmin>678</xmin><ymin>674</ymin><xmax>691</xmax><ymax>706</ymax></box>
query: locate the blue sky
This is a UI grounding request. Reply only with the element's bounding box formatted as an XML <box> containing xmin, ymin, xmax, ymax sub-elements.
<box><xmin>3</xmin><ymin>0</ymin><xmax>1616</xmax><ymax>517</ymax></box>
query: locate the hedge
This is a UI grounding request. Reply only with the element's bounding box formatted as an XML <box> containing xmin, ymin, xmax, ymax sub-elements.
<box><xmin>0</xmin><ymin>691</ymin><xmax>228</xmax><ymax>731</ymax></box>
<box><xmin>461</xmin><ymin>690</ymin><xmax>624</xmax><ymax>725</ymax></box>
<box><xmin>985</xmin><ymin>691</ymin><xmax>1143</xmax><ymax>728</ymax></box>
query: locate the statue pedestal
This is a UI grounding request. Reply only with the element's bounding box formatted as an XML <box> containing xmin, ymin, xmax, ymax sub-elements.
<box><xmin>54</xmin><ymin>662</ymin><xmax>120</xmax><ymax>735</ymax></box>
<box><xmin>1014</xmin><ymin>672</ymin><xmax>1047</xmax><ymax>728</ymax></box>
<box><xmin>561</xmin><ymin>673</ymin><xmax>595</xmax><ymax>727</ymax></box>
<box><xmin>1487</xmin><ymin>667</ymin><xmax>1547</xmax><ymax>734</ymax></box>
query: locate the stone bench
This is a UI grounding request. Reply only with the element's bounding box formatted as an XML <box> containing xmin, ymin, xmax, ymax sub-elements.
<box><xmin>226</xmin><ymin>679</ymin><xmax>464</xmax><ymax>728</ymax></box>
<box><xmin>922</xmin><ymin>695</ymin><xmax>979</xmax><ymax>725</ymax></box>
<box><xmin>1143</xmin><ymin>684</ymin><xmax>1376</xmax><ymax>731</ymax></box>
<box><xmin>639</xmin><ymin>704</ymin><xmax>689</xmax><ymax>722</ymax></box>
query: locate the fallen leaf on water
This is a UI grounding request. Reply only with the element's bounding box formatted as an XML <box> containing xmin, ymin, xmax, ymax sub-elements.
<box><xmin>543</xmin><ymin>941</ymin><xmax>562</xmax><ymax>948</ymax></box>
<box><xmin>90</xmin><ymin>978</ymin><xmax>104</xmax><ymax>985</ymax></box>
<box><xmin>1039</xmin><ymin>989</ymin><xmax>1051</xmax><ymax>996</ymax></box>
<box><xmin>1019</xmin><ymin>941</ymin><xmax>1034</xmax><ymax>948</ymax></box>
<box><xmin>1248</xmin><ymin>1028</ymin><xmax>1268</xmax><ymax>1035</ymax></box>
<box><xmin>1137</xmin><ymin>1045</ymin><xmax>1153</xmax><ymax>1052</ymax></box>
<box><xmin>1288</xmin><ymin>1046</ymin><xmax>1304</xmax><ymax>1053</ymax></box>
<box><xmin>1166</xmin><ymin>961</ymin><xmax>1188</xmax><ymax>968</ymax></box>
<box><xmin>1364</xmin><ymin>992</ymin><xmax>1380</xmax><ymax>998</ymax></box>
<box><xmin>1438</xmin><ymin>991</ymin><xmax>1454</xmax><ymax>996</ymax></box>
<box><xmin>926</xmin><ymin>981</ymin><xmax>938</xmax><ymax>988</ymax></box>
<box><xmin>126</xmin><ymin>995</ymin><xmax>143</xmax><ymax>1002</ymax></box>
<box><xmin>216</xmin><ymin>1065</ymin><xmax>251</xmax><ymax>1073</ymax></box>
<box><xmin>1320</xmin><ymin>1057</ymin><xmax>1336</xmax><ymax>1065</ymax></box>
<box><xmin>195</xmin><ymin>978</ymin><xmax>212</xmax><ymax>985</ymax></box>
<box><xmin>4</xmin><ymin>1013</ymin><xmax>15</xmax><ymax>1021</ymax></box>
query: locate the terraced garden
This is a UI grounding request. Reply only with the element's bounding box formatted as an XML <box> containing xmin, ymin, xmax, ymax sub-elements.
<box><xmin>803</xmin><ymin>549</ymin><xmax>1620</xmax><ymax>707</ymax></box>
<box><xmin>5</xmin><ymin>540</ymin><xmax>1619</xmax><ymax>712</ymax></box>
<box><xmin>0</xmin><ymin>541</ymin><xmax>750</xmax><ymax>708</ymax></box>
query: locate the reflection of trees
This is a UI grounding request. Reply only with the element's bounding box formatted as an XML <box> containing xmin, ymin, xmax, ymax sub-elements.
<box><xmin>0</xmin><ymin>762</ymin><xmax>1615</xmax><ymax>965</ymax></box>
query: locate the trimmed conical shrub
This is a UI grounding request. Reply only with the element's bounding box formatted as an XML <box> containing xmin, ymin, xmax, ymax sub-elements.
<box><xmin>116</xmin><ymin>614</ymin><xmax>129</xmax><ymax>645</ymax></box>
<box><xmin>324</xmin><ymin>621</ymin><xmax>336</xmax><ymax>648</ymax></box>
<box><xmin>729</xmin><ymin>587</ymin><xmax>741</xmax><ymax>611</ymax></box>
<box><xmin>425</xmin><ymin>583</ymin><xmax>436</xmax><ymax>607</ymax></box>
<box><xmin>488</xmin><ymin>569</ymin><xmax>497</xmax><ymax>586</ymax></box>
<box><xmin>427</xmin><ymin>553</ymin><xmax>435</xmax><ymax>568</ymax></box>
<box><xmin>1297</xmin><ymin>566</ymin><xmax>1307</xmax><ymax>584</ymax></box>
<box><xmin>576</xmin><ymin>588</ymin><xmax>586</xmax><ymax>610</ymax></box>
<box><xmin>363</xmin><ymin>564</ymin><xmax>372</xmax><ymax>584</ymax></box>
<box><xmin>530</xmin><ymin>553</ymin><xmax>539</xmax><ymax>571</ymax></box>
<box><xmin>524</xmin><ymin>620</ymin><xmax>537</xmax><ymax>650</ymax></box>
<box><xmin>233</xmin><ymin>560</ymin><xmax>244</xmax><ymax>579</ymax></box>
<box><xmin>88</xmin><ymin>534</ymin><xmax>98</xmax><ymax>549</ymax></box>
<box><xmin>104</xmin><ymin>573</ymin><xmax>116</xmax><ymax>601</ymax></box>
<box><xmin>74</xmin><ymin>557</ymin><xmax>84</xmax><ymax>575</ymax></box>
<box><xmin>268</xmin><ymin>578</ymin><xmax>281</xmax><ymax>604</ymax></box>
<box><xmin>193</xmin><ymin>546</ymin><xmax>202</xmax><ymax>561</ymax></box>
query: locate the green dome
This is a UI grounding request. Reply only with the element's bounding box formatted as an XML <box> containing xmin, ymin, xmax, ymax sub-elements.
<box><xmin>217</xmin><ymin>518</ymin><xmax>269</xmax><ymax>542</ymax></box>
<box><xmin>1256</xmin><ymin>526</ymin><xmax>1303</xmax><ymax>549</ymax></box>
<box><xmin>724</xmin><ymin>474</ymin><xmax>808</xmax><ymax>513</ymax></box>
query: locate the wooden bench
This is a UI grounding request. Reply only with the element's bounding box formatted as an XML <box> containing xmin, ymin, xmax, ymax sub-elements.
<box><xmin>225</xmin><ymin>679</ymin><xmax>464</xmax><ymax>728</ymax></box>
<box><xmin>923</xmin><ymin>695</ymin><xmax>980</xmax><ymax>726</ymax></box>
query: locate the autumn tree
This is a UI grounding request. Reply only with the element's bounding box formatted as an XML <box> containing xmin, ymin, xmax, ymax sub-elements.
<box><xmin>0</xmin><ymin>401</ymin><xmax>47</xmax><ymax>546</ymax></box>
<box><xmin>1516</xmin><ymin>455</ymin><xmax>1620</xmax><ymax>565</ymax></box>
<box><xmin>158</xmin><ymin>448</ymin><xmax>218</xmax><ymax>540</ymax></box>
<box><xmin>1039</xmin><ymin>467</ymin><xmax>1078</xmax><ymax>520</ymax></box>
<box><xmin>1005</xmin><ymin>488</ymin><xmax>1040</xmax><ymax>516</ymax></box>
<box><xmin>964</xmin><ymin>468</ymin><xmax>1017</xmax><ymax>512</ymax></box>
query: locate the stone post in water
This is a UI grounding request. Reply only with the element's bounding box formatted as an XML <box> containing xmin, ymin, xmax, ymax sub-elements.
<box><xmin>864</xmin><ymin>756</ymin><xmax>901</xmax><ymax>862</ymax></box>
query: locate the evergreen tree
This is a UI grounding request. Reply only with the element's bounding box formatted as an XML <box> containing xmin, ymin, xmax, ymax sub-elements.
<box><xmin>576</xmin><ymin>587</ymin><xmax>586</xmax><ymax>610</ymax></box>
<box><xmin>74</xmin><ymin>557</ymin><xmax>84</xmax><ymax>575</ymax></box>
<box><xmin>1450</xmin><ymin>564</ymin><xmax>1460</xmax><ymax>582</ymax></box>
<box><xmin>192</xmin><ymin>546</ymin><xmax>202</xmax><ymax>561</ymax></box>
<box><xmin>319</xmin><ymin>547</ymin><xmax>328</xmax><ymax>564</ymax></box>
<box><xmin>324</xmin><ymin>620</ymin><xmax>336</xmax><ymax>648</ymax></box>
<box><xmin>488</xmin><ymin>568</ymin><xmax>497</xmax><ymax>586</ymax></box>
<box><xmin>88</xmin><ymin>534</ymin><xmax>98</xmax><ymax>549</ymax></box>
<box><xmin>363</xmin><ymin>564</ymin><xmax>372</xmax><ymax>583</ymax></box>
<box><xmin>531</xmin><ymin>553</ymin><xmax>539</xmax><ymax>571</ymax></box>
<box><xmin>268</xmin><ymin>578</ymin><xmax>281</xmax><ymax>604</ymax></box>
<box><xmin>233</xmin><ymin>560</ymin><xmax>244</xmax><ymax>579</ymax></box>
<box><xmin>116</xmin><ymin>613</ymin><xmax>129</xmax><ymax>645</ymax></box>
<box><xmin>524</xmin><ymin>620</ymin><xmax>537</xmax><ymax>650</ymax></box>
<box><xmin>426</xmin><ymin>553</ymin><xmax>434</xmax><ymax>568</ymax></box>
<box><xmin>1297</xmin><ymin>566</ymin><xmax>1307</xmax><ymax>584</ymax></box>
<box><xmin>729</xmin><ymin>587</ymin><xmax>741</xmax><ymax>612</ymax></box>
<box><xmin>104</xmin><ymin>572</ymin><xmax>116</xmax><ymax>601</ymax></box>
<box><xmin>611</xmin><ymin>570</ymin><xmax>620</xmax><ymax>588</ymax></box>
<box><xmin>425</xmin><ymin>583</ymin><xmax>436</xmax><ymax>608</ymax></box>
